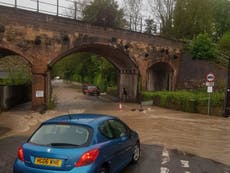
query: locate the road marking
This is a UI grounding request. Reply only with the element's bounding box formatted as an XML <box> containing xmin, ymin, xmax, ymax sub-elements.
<box><xmin>180</xmin><ymin>160</ymin><xmax>189</xmax><ymax>168</ymax></box>
<box><xmin>161</xmin><ymin>147</ymin><xmax>170</xmax><ymax>164</ymax></box>
<box><xmin>185</xmin><ymin>171</ymin><xmax>191</xmax><ymax>173</ymax></box>
<box><xmin>162</xmin><ymin>148</ymin><xmax>169</xmax><ymax>158</ymax></box>
<box><xmin>161</xmin><ymin>157</ymin><xmax>170</xmax><ymax>165</ymax></box>
<box><xmin>160</xmin><ymin>147</ymin><xmax>170</xmax><ymax>172</ymax></box>
<box><xmin>160</xmin><ymin>167</ymin><xmax>170</xmax><ymax>173</ymax></box>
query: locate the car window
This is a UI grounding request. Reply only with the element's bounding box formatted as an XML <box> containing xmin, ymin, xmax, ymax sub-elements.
<box><xmin>88</xmin><ymin>85</ymin><xmax>97</xmax><ymax>89</ymax></box>
<box><xmin>29</xmin><ymin>124</ymin><xmax>91</xmax><ymax>147</ymax></box>
<box><xmin>109</xmin><ymin>119</ymin><xmax>129</xmax><ymax>138</ymax></box>
<box><xmin>99</xmin><ymin>121</ymin><xmax>114</xmax><ymax>139</ymax></box>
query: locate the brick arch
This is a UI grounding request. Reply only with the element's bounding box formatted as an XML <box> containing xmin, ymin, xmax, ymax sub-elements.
<box><xmin>0</xmin><ymin>41</ymin><xmax>32</xmax><ymax>66</ymax></box>
<box><xmin>148</xmin><ymin>60</ymin><xmax>176</xmax><ymax>74</ymax></box>
<box><xmin>49</xmin><ymin>43</ymin><xmax>139</xmax><ymax>72</ymax></box>
<box><xmin>47</xmin><ymin>43</ymin><xmax>140</xmax><ymax>102</ymax></box>
<box><xmin>147</xmin><ymin>61</ymin><xmax>176</xmax><ymax>91</ymax></box>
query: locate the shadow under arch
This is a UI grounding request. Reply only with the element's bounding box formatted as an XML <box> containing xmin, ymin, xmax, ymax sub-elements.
<box><xmin>147</xmin><ymin>61</ymin><xmax>176</xmax><ymax>91</ymax></box>
<box><xmin>49</xmin><ymin>43</ymin><xmax>140</xmax><ymax>102</ymax></box>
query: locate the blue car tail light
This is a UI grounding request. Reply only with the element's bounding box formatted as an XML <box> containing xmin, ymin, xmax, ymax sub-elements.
<box><xmin>76</xmin><ymin>148</ymin><xmax>99</xmax><ymax>167</ymax></box>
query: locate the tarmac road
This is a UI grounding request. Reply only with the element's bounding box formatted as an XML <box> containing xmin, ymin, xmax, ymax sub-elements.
<box><xmin>0</xmin><ymin>135</ymin><xmax>229</xmax><ymax>173</ymax></box>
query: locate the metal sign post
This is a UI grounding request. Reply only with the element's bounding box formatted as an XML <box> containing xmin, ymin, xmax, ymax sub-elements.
<box><xmin>207</xmin><ymin>86</ymin><xmax>213</xmax><ymax>115</ymax></box>
<box><xmin>206</xmin><ymin>73</ymin><xmax>215</xmax><ymax>115</ymax></box>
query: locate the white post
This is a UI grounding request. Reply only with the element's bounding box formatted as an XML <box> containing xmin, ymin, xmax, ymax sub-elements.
<box><xmin>208</xmin><ymin>92</ymin><xmax>211</xmax><ymax>115</ymax></box>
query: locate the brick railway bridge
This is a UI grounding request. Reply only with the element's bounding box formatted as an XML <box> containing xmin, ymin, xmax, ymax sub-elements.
<box><xmin>0</xmin><ymin>5</ymin><xmax>183</xmax><ymax>109</ymax></box>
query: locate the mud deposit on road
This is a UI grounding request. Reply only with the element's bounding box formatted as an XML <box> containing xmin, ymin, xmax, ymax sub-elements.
<box><xmin>0</xmin><ymin>126</ymin><xmax>11</xmax><ymax>136</ymax></box>
<box><xmin>0</xmin><ymin>80</ymin><xmax>229</xmax><ymax>168</ymax></box>
<box><xmin>51</xmin><ymin>81</ymin><xmax>230</xmax><ymax>165</ymax></box>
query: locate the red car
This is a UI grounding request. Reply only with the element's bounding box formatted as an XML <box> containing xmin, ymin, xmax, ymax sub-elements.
<box><xmin>82</xmin><ymin>84</ymin><xmax>100</xmax><ymax>96</ymax></box>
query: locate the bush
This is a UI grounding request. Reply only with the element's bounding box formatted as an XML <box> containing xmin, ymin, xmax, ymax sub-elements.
<box><xmin>142</xmin><ymin>91</ymin><xmax>224</xmax><ymax>115</ymax></box>
<box><xmin>189</xmin><ymin>33</ymin><xmax>217</xmax><ymax>59</ymax></box>
<box><xmin>0</xmin><ymin>70</ymin><xmax>31</xmax><ymax>86</ymax></box>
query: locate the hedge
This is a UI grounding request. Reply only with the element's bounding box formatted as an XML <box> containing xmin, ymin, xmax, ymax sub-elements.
<box><xmin>142</xmin><ymin>91</ymin><xmax>224</xmax><ymax>116</ymax></box>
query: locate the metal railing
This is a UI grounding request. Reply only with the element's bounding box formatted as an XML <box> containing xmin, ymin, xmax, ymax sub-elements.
<box><xmin>0</xmin><ymin>0</ymin><xmax>157</xmax><ymax>34</ymax></box>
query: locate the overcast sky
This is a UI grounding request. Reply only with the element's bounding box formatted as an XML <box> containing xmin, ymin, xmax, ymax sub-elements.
<box><xmin>0</xmin><ymin>0</ymin><xmax>152</xmax><ymax>18</ymax></box>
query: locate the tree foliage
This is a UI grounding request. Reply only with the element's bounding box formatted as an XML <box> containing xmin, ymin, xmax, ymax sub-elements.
<box><xmin>82</xmin><ymin>0</ymin><xmax>125</xmax><ymax>28</ymax></box>
<box><xmin>148</xmin><ymin>0</ymin><xmax>175</xmax><ymax>37</ymax></box>
<box><xmin>214</xmin><ymin>0</ymin><xmax>230</xmax><ymax>39</ymax></box>
<box><xmin>189</xmin><ymin>33</ymin><xmax>217</xmax><ymax>59</ymax></box>
<box><xmin>173</xmin><ymin>0</ymin><xmax>215</xmax><ymax>39</ymax></box>
<box><xmin>52</xmin><ymin>53</ymin><xmax>117</xmax><ymax>91</ymax></box>
<box><xmin>0</xmin><ymin>56</ymin><xmax>31</xmax><ymax>85</ymax></box>
<box><xmin>218</xmin><ymin>31</ymin><xmax>230</xmax><ymax>54</ymax></box>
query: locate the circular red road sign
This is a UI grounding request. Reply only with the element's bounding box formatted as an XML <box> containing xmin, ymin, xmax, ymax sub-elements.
<box><xmin>206</xmin><ymin>73</ymin><xmax>215</xmax><ymax>82</ymax></box>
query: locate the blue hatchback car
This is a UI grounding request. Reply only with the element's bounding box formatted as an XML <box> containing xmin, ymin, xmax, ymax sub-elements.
<box><xmin>14</xmin><ymin>114</ymin><xmax>140</xmax><ymax>173</ymax></box>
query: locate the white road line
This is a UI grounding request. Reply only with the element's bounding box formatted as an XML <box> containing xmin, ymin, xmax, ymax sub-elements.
<box><xmin>161</xmin><ymin>147</ymin><xmax>170</xmax><ymax>172</ymax></box>
<box><xmin>161</xmin><ymin>157</ymin><xmax>170</xmax><ymax>165</ymax></box>
<box><xmin>180</xmin><ymin>160</ymin><xmax>190</xmax><ymax>168</ymax></box>
<box><xmin>185</xmin><ymin>171</ymin><xmax>191</xmax><ymax>173</ymax></box>
<box><xmin>160</xmin><ymin>167</ymin><xmax>170</xmax><ymax>173</ymax></box>
<box><xmin>161</xmin><ymin>147</ymin><xmax>170</xmax><ymax>165</ymax></box>
<box><xmin>162</xmin><ymin>147</ymin><xmax>169</xmax><ymax>158</ymax></box>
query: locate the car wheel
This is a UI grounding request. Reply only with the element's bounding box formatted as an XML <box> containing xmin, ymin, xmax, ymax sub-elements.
<box><xmin>98</xmin><ymin>165</ymin><xmax>109</xmax><ymax>173</ymax></box>
<box><xmin>132</xmin><ymin>143</ymin><xmax>140</xmax><ymax>163</ymax></box>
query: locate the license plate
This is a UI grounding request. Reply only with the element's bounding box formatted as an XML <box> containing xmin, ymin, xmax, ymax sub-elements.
<box><xmin>34</xmin><ymin>157</ymin><xmax>62</xmax><ymax>167</ymax></box>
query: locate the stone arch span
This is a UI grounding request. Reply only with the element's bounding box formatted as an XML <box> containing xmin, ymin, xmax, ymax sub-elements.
<box><xmin>147</xmin><ymin>62</ymin><xmax>176</xmax><ymax>91</ymax></box>
<box><xmin>0</xmin><ymin>42</ymin><xmax>32</xmax><ymax>66</ymax></box>
<box><xmin>48</xmin><ymin>43</ymin><xmax>140</xmax><ymax>102</ymax></box>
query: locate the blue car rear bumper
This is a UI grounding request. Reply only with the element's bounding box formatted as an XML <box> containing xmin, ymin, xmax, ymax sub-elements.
<box><xmin>14</xmin><ymin>159</ymin><xmax>95</xmax><ymax>173</ymax></box>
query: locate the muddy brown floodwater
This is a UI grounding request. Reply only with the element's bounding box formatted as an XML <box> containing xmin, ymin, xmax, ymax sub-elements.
<box><xmin>52</xmin><ymin>81</ymin><xmax>230</xmax><ymax>166</ymax></box>
<box><xmin>0</xmin><ymin>80</ymin><xmax>230</xmax><ymax>167</ymax></box>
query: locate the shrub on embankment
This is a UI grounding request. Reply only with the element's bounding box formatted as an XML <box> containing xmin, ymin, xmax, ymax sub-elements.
<box><xmin>142</xmin><ymin>91</ymin><xmax>224</xmax><ymax>116</ymax></box>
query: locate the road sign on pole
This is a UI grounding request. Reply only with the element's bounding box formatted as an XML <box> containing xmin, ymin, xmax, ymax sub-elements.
<box><xmin>206</xmin><ymin>73</ymin><xmax>215</xmax><ymax>115</ymax></box>
<box><xmin>206</xmin><ymin>73</ymin><xmax>215</xmax><ymax>82</ymax></box>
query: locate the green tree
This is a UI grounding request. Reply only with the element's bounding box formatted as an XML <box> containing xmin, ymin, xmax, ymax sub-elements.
<box><xmin>218</xmin><ymin>31</ymin><xmax>230</xmax><ymax>54</ymax></box>
<box><xmin>82</xmin><ymin>0</ymin><xmax>125</xmax><ymax>28</ymax></box>
<box><xmin>214</xmin><ymin>0</ymin><xmax>230</xmax><ymax>39</ymax></box>
<box><xmin>189</xmin><ymin>33</ymin><xmax>217</xmax><ymax>59</ymax></box>
<box><xmin>173</xmin><ymin>0</ymin><xmax>215</xmax><ymax>39</ymax></box>
<box><xmin>52</xmin><ymin>53</ymin><xmax>117</xmax><ymax>91</ymax></box>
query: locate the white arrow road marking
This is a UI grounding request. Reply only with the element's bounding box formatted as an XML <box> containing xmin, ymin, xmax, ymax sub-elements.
<box><xmin>180</xmin><ymin>160</ymin><xmax>189</xmax><ymax>168</ymax></box>
<box><xmin>161</xmin><ymin>147</ymin><xmax>170</xmax><ymax>165</ymax></box>
<box><xmin>160</xmin><ymin>167</ymin><xmax>170</xmax><ymax>173</ymax></box>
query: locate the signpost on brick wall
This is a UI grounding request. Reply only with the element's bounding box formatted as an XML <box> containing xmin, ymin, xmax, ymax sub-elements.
<box><xmin>206</xmin><ymin>73</ymin><xmax>215</xmax><ymax>115</ymax></box>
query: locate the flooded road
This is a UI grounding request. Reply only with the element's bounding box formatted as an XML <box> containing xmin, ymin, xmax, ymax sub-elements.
<box><xmin>52</xmin><ymin>80</ymin><xmax>230</xmax><ymax>165</ymax></box>
<box><xmin>0</xmin><ymin>80</ymin><xmax>230</xmax><ymax>173</ymax></box>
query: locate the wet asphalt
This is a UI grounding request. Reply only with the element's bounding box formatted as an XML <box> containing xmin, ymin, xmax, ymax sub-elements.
<box><xmin>0</xmin><ymin>134</ymin><xmax>229</xmax><ymax>173</ymax></box>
